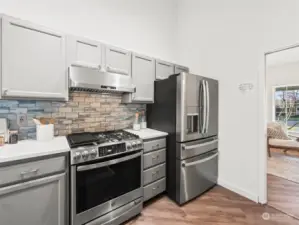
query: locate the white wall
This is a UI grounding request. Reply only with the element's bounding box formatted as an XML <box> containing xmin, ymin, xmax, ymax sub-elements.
<box><xmin>177</xmin><ymin>0</ymin><xmax>299</xmax><ymax>202</ymax></box>
<box><xmin>266</xmin><ymin>61</ymin><xmax>299</xmax><ymax>121</ymax></box>
<box><xmin>177</xmin><ymin>0</ymin><xmax>262</xmax><ymax>202</ymax></box>
<box><xmin>0</xmin><ymin>0</ymin><xmax>177</xmax><ymax>62</ymax></box>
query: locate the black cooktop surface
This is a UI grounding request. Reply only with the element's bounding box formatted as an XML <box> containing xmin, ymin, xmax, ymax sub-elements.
<box><xmin>67</xmin><ymin>130</ymin><xmax>139</xmax><ymax>148</ymax></box>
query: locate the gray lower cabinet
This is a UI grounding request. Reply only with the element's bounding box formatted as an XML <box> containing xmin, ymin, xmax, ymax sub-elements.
<box><xmin>143</xmin><ymin>137</ymin><xmax>167</xmax><ymax>202</ymax></box>
<box><xmin>0</xmin><ymin>155</ymin><xmax>67</xmax><ymax>225</ymax></box>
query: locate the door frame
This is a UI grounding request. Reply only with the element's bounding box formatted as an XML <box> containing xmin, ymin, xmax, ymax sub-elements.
<box><xmin>258</xmin><ymin>43</ymin><xmax>299</xmax><ymax>204</ymax></box>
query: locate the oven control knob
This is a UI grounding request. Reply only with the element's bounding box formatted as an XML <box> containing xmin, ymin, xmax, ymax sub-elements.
<box><xmin>82</xmin><ymin>151</ymin><xmax>90</xmax><ymax>160</ymax></box>
<box><xmin>136</xmin><ymin>140</ymin><xmax>142</xmax><ymax>148</ymax></box>
<box><xmin>74</xmin><ymin>152</ymin><xmax>81</xmax><ymax>161</ymax></box>
<box><xmin>127</xmin><ymin>143</ymin><xmax>132</xmax><ymax>150</ymax></box>
<box><xmin>90</xmin><ymin>149</ymin><xmax>97</xmax><ymax>158</ymax></box>
<box><xmin>132</xmin><ymin>142</ymin><xmax>137</xmax><ymax>148</ymax></box>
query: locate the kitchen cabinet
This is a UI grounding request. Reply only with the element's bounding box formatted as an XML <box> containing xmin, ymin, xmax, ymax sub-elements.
<box><xmin>122</xmin><ymin>53</ymin><xmax>155</xmax><ymax>103</ymax></box>
<box><xmin>175</xmin><ymin>65</ymin><xmax>189</xmax><ymax>74</ymax></box>
<box><xmin>0</xmin><ymin>155</ymin><xmax>68</xmax><ymax>225</ymax></box>
<box><xmin>155</xmin><ymin>60</ymin><xmax>174</xmax><ymax>80</ymax></box>
<box><xmin>105</xmin><ymin>45</ymin><xmax>132</xmax><ymax>76</ymax></box>
<box><xmin>67</xmin><ymin>35</ymin><xmax>103</xmax><ymax>69</ymax></box>
<box><xmin>142</xmin><ymin>137</ymin><xmax>167</xmax><ymax>201</ymax></box>
<box><xmin>0</xmin><ymin>15</ymin><xmax>68</xmax><ymax>100</ymax></box>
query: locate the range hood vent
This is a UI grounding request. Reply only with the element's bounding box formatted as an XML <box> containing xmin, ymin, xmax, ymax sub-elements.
<box><xmin>69</xmin><ymin>65</ymin><xmax>135</xmax><ymax>94</ymax></box>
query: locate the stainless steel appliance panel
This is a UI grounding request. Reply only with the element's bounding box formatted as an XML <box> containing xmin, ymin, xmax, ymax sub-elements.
<box><xmin>85</xmin><ymin>198</ymin><xmax>142</xmax><ymax>225</ymax></box>
<box><xmin>143</xmin><ymin>163</ymin><xmax>166</xmax><ymax>186</ymax></box>
<box><xmin>143</xmin><ymin>149</ymin><xmax>166</xmax><ymax>169</ymax></box>
<box><xmin>176</xmin><ymin>73</ymin><xmax>204</xmax><ymax>142</ymax></box>
<box><xmin>143</xmin><ymin>178</ymin><xmax>166</xmax><ymax>202</ymax></box>
<box><xmin>178</xmin><ymin>150</ymin><xmax>218</xmax><ymax>204</ymax></box>
<box><xmin>204</xmin><ymin>77</ymin><xmax>219</xmax><ymax>137</ymax></box>
<box><xmin>177</xmin><ymin>138</ymin><xmax>218</xmax><ymax>160</ymax></box>
<box><xmin>71</xmin><ymin>151</ymin><xmax>143</xmax><ymax>225</ymax></box>
<box><xmin>176</xmin><ymin>73</ymin><xmax>218</xmax><ymax>142</ymax></box>
<box><xmin>143</xmin><ymin>138</ymin><xmax>166</xmax><ymax>153</ymax></box>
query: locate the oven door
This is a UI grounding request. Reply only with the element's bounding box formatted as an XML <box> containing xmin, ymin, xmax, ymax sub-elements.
<box><xmin>71</xmin><ymin>151</ymin><xmax>143</xmax><ymax>225</ymax></box>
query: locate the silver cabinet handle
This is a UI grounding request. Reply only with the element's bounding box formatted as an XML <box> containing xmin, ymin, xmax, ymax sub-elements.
<box><xmin>72</xmin><ymin>61</ymin><xmax>101</xmax><ymax>70</ymax></box>
<box><xmin>152</xmin><ymin>170</ymin><xmax>160</xmax><ymax>178</ymax></box>
<box><xmin>20</xmin><ymin>168</ymin><xmax>40</xmax><ymax>179</ymax></box>
<box><xmin>77</xmin><ymin>152</ymin><xmax>141</xmax><ymax>172</ymax></box>
<box><xmin>182</xmin><ymin>139</ymin><xmax>218</xmax><ymax>151</ymax></box>
<box><xmin>182</xmin><ymin>152</ymin><xmax>218</xmax><ymax>168</ymax></box>
<box><xmin>106</xmin><ymin>66</ymin><xmax>129</xmax><ymax>75</ymax></box>
<box><xmin>2</xmin><ymin>89</ymin><xmax>8</xmax><ymax>96</ymax></box>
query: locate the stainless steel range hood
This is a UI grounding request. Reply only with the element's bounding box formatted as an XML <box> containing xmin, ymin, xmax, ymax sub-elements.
<box><xmin>69</xmin><ymin>64</ymin><xmax>135</xmax><ymax>93</ymax></box>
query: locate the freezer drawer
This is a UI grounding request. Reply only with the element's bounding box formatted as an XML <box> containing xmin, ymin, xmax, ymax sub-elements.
<box><xmin>143</xmin><ymin>178</ymin><xmax>166</xmax><ymax>202</ymax></box>
<box><xmin>177</xmin><ymin>137</ymin><xmax>218</xmax><ymax>160</ymax></box>
<box><xmin>143</xmin><ymin>149</ymin><xmax>166</xmax><ymax>169</ymax></box>
<box><xmin>143</xmin><ymin>163</ymin><xmax>166</xmax><ymax>186</ymax></box>
<box><xmin>178</xmin><ymin>150</ymin><xmax>218</xmax><ymax>205</ymax></box>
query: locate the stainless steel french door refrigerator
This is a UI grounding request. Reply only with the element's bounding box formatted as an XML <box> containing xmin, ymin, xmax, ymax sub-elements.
<box><xmin>147</xmin><ymin>72</ymin><xmax>219</xmax><ymax>205</ymax></box>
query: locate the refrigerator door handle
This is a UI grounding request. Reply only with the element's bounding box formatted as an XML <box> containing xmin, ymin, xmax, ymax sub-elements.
<box><xmin>205</xmin><ymin>80</ymin><xmax>210</xmax><ymax>133</ymax></box>
<box><xmin>182</xmin><ymin>152</ymin><xmax>219</xmax><ymax>167</ymax></box>
<box><xmin>201</xmin><ymin>80</ymin><xmax>207</xmax><ymax>133</ymax></box>
<box><xmin>182</xmin><ymin>140</ymin><xmax>218</xmax><ymax>151</ymax></box>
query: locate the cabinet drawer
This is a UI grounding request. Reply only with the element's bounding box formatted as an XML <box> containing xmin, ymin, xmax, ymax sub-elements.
<box><xmin>144</xmin><ymin>138</ymin><xmax>166</xmax><ymax>153</ymax></box>
<box><xmin>0</xmin><ymin>156</ymin><xmax>66</xmax><ymax>186</ymax></box>
<box><xmin>143</xmin><ymin>149</ymin><xmax>166</xmax><ymax>169</ymax></box>
<box><xmin>143</xmin><ymin>178</ymin><xmax>166</xmax><ymax>202</ymax></box>
<box><xmin>143</xmin><ymin>163</ymin><xmax>166</xmax><ymax>186</ymax></box>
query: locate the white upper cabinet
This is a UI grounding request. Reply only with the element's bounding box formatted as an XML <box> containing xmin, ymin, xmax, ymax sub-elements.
<box><xmin>67</xmin><ymin>35</ymin><xmax>103</xmax><ymax>69</ymax></box>
<box><xmin>123</xmin><ymin>53</ymin><xmax>155</xmax><ymax>103</ymax></box>
<box><xmin>155</xmin><ymin>60</ymin><xmax>175</xmax><ymax>80</ymax></box>
<box><xmin>175</xmin><ymin>65</ymin><xmax>189</xmax><ymax>74</ymax></box>
<box><xmin>1</xmin><ymin>15</ymin><xmax>68</xmax><ymax>100</ymax></box>
<box><xmin>105</xmin><ymin>45</ymin><xmax>131</xmax><ymax>76</ymax></box>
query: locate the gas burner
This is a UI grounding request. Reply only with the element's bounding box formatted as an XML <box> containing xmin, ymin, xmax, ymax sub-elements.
<box><xmin>67</xmin><ymin>130</ymin><xmax>143</xmax><ymax>165</ymax></box>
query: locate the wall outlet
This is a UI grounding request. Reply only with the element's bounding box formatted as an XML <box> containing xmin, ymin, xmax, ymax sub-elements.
<box><xmin>17</xmin><ymin>114</ymin><xmax>28</xmax><ymax>126</ymax></box>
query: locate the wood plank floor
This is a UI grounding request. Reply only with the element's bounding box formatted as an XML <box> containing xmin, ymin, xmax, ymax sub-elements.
<box><xmin>268</xmin><ymin>174</ymin><xmax>299</xmax><ymax>219</ymax></box>
<box><xmin>268</xmin><ymin>148</ymin><xmax>299</xmax><ymax>183</ymax></box>
<box><xmin>126</xmin><ymin>186</ymin><xmax>299</xmax><ymax>225</ymax></box>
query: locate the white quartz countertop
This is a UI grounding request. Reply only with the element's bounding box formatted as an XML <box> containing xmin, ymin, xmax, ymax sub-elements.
<box><xmin>125</xmin><ymin>128</ymin><xmax>168</xmax><ymax>140</ymax></box>
<box><xmin>0</xmin><ymin>136</ymin><xmax>70</xmax><ymax>164</ymax></box>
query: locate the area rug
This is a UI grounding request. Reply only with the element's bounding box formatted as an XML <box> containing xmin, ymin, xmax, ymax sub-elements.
<box><xmin>268</xmin><ymin>152</ymin><xmax>299</xmax><ymax>183</ymax></box>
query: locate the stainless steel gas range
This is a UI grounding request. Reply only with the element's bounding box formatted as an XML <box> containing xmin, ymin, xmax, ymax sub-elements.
<box><xmin>67</xmin><ymin>130</ymin><xmax>143</xmax><ymax>225</ymax></box>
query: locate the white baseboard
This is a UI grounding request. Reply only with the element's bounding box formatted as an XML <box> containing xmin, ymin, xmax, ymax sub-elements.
<box><xmin>218</xmin><ymin>179</ymin><xmax>259</xmax><ymax>203</ymax></box>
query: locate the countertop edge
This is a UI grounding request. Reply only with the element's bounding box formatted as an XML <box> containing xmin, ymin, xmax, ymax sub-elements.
<box><xmin>0</xmin><ymin>148</ymin><xmax>70</xmax><ymax>164</ymax></box>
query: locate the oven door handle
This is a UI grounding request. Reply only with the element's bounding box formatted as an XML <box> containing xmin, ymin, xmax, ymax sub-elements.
<box><xmin>77</xmin><ymin>152</ymin><xmax>142</xmax><ymax>172</ymax></box>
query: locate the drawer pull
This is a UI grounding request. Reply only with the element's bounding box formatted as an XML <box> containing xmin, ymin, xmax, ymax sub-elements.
<box><xmin>152</xmin><ymin>170</ymin><xmax>160</xmax><ymax>178</ymax></box>
<box><xmin>20</xmin><ymin>169</ymin><xmax>40</xmax><ymax>178</ymax></box>
<box><xmin>152</xmin><ymin>155</ymin><xmax>159</xmax><ymax>162</ymax></box>
<box><xmin>152</xmin><ymin>144</ymin><xmax>161</xmax><ymax>149</ymax></box>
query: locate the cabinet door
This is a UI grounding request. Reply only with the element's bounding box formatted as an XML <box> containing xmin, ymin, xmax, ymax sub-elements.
<box><xmin>132</xmin><ymin>53</ymin><xmax>155</xmax><ymax>102</ymax></box>
<box><xmin>67</xmin><ymin>35</ymin><xmax>102</xmax><ymax>69</ymax></box>
<box><xmin>156</xmin><ymin>60</ymin><xmax>174</xmax><ymax>80</ymax></box>
<box><xmin>1</xmin><ymin>16</ymin><xmax>67</xmax><ymax>100</ymax></box>
<box><xmin>175</xmin><ymin>65</ymin><xmax>189</xmax><ymax>74</ymax></box>
<box><xmin>105</xmin><ymin>45</ymin><xmax>131</xmax><ymax>76</ymax></box>
<box><xmin>0</xmin><ymin>173</ymin><xmax>66</xmax><ymax>225</ymax></box>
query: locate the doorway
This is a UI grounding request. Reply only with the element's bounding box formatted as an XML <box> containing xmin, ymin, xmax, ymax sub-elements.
<box><xmin>264</xmin><ymin>45</ymin><xmax>299</xmax><ymax>219</ymax></box>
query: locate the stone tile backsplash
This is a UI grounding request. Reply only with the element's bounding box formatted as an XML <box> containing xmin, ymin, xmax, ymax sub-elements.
<box><xmin>0</xmin><ymin>92</ymin><xmax>145</xmax><ymax>140</ymax></box>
